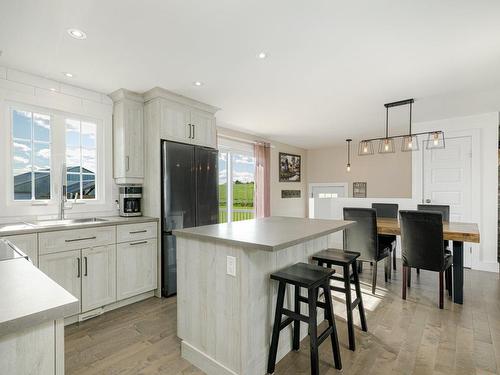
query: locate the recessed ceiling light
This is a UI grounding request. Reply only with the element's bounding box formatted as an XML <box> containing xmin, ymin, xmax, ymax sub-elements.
<box><xmin>257</xmin><ymin>52</ymin><xmax>267</xmax><ymax>59</ymax></box>
<box><xmin>67</xmin><ymin>28</ymin><xmax>87</xmax><ymax>40</ymax></box>
<box><xmin>50</xmin><ymin>88</ymin><xmax>57</xmax><ymax>92</ymax></box>
<box><xmin>63</xmin><ymin>72</ymin><xmax>74</xmax><ymax>78</ymax></box>
<box><xmin>193</xmin><ymin>81</ymin><xmax>203</xmax><ymax>87</ymax></box>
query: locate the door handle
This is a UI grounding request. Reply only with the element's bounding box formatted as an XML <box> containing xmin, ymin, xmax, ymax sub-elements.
<box><xmin>84</xmin><ymin>256</ymin><xmax>88</xmax><ymax>276</ymax></box>
<box><xmin>77</xmin><ymin>257</ymin><xmax>81</xmax><ymax>278</ymax></box>
<box><xmin>126</xmin><ymin>156</ymin><xmax>130</xmax><ymax>172</ymax></box>
<box><xmin>188</xmin><ymin>124</ymin><xmax>192</xmax><ymax>139</ymax></box>
<box><xmin>192</xmin><ymin>124</ymin><xmax>195</xmax><ymax>139</ymax></box>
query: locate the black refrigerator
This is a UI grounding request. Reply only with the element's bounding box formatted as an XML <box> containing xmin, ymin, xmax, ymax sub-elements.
<box><xmin>161</xmin><ymin>140</ymin><xmax>219</xmax><ymax>296</ymax></box>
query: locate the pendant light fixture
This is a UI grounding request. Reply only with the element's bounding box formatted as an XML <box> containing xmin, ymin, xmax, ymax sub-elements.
<box><xmin>346</xmin><ymin>139</ymin><xmax>352</xmax><ymax>172</ymax></box>
<box><xmin>378</xmin><ymin>106</ymin><xmax>395</xmax><ymax>154</ymax></box>
<box><xmin>401</xmin><ymin>99</ymin><xmax>419</xmax><ymax>152</ymax></box>
<box><xmin>358</xmin><ymin>98</ymin><xmax>445</xmax><ymax>155</ymax></box>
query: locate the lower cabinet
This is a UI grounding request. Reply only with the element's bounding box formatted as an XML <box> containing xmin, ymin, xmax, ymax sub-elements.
<box><xmin>81</xmin><ymin>246</ymin><xmax>116</xmax><ymax>312</ymax></box>
<box><xmin>117</xmin><ymin>239</ymin><xmax>157</xmax><ymax>300</ymax></box>
<box><xmin>39</xmin><ymin>245</ymin><xmax>117</xmax><ymax>316</ymax></box>
<box><xmin>2</xmin><ymin>233</ymin><xmax>38</xmax><ymax>266</ymax></box>
<box><xmin>39</xmin><ymin>250</ymin><xmax>82</xmax><ymax>313</ymax></box>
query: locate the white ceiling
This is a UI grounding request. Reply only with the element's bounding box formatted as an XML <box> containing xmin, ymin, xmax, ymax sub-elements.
<box><xmin>1</xmin><ymin>0</ymin><xmax>500</xmax><ymax>149</ymax></box>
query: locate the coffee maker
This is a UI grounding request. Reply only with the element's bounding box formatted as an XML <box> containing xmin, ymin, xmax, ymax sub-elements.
<box><xmin>119</xmin><ymin>186</ymin><xmax>142</xmax><ymax>217</ymax></box>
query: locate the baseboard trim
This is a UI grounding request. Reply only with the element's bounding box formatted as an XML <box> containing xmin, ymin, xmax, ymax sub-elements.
<box><xmin>181</xmin><ymin>341</ymin><xmax>238</xmax><ymax>375</ymax></box>
<box><xmin>472</xmin><ymin>261</ymin><xmax>499</xmax><ymax>273</ymax></box>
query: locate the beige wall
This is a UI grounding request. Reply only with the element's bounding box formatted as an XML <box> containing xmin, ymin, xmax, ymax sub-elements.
<box><xmin>217</xmin><ymin>127</ymin><xmax>308</xmax><ymax>217</ymax></box>
<box><xmin>307</xmin><ymin>144</ymin><xmax>412</xmax><ymax>198</ymax></box>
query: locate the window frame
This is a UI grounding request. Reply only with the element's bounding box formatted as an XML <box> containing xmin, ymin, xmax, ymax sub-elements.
<box><xmin>7</xmin><ymin>103</ymin><xmax>103</xmax><ymax>207</ymax></box>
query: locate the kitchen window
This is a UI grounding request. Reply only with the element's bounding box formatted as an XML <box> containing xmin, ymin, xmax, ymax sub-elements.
<box><xmin>11</xmin><ymin>110</ymin><xmax>51</xmax><ymax>200</ymax></box>
<box><xmin>65</xmin><ymin>119</ymin><xmax>97</xmax><ymax>199</ymax></box>
<box><xmin>10</xmin><ymin>106</ymin><xmax>101</xmax><ymax>204</ymax></box>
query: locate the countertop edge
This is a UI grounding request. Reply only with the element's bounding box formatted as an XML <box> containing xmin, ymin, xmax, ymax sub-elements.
<box><xmin>0</xmin><ymin>216</ymin><xmax>159</xmax><ymax>237</ymax></box>
<box><xmin>173</xmin><ymin>220</ymin><xmax>353</xmax><ymax>252</ymax></box>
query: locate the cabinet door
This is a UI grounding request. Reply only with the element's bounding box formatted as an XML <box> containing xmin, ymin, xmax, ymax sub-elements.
<box><xmin>2</xmin><ymin>233</ymin><xmax>37</xmax><ymax>266</ymax></box>
<box><xmin>81</xmin><ymin>245</ymin><xmax>116</xmax><ymax>312</ymax></box>
<box><xmin>124</xmin><ymin>101</ymin><xmax>144</xmax><ymax>179</ymax></box>
<box><xmin>190</xmin><ymin>110</ymin><xmax>216</xmax><ymax>148</ymax></box>
<box><xmin>39</xmin><ymin>250</ymin><xmax>81</xmax><ymax>314</ymax></box>
<box><xmin>117</xmin><ymin>239</ymin><xmax>157</xmax><ymax>300</ymax></box>
<box><xmin>160</xmin><ymin>99</ymin><xmax>190</xmax><ymax>143</ymax></box>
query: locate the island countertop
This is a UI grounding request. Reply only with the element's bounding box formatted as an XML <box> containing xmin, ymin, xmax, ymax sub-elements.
<box><xmin>173</xmin><ymin>216</ymin><xmax>353</xmax><ymax>251</ymax></box>
<box><xmin>0</xmin><ymin>257</ymin><xmax>79</xmax><ymax>337</ymax></box>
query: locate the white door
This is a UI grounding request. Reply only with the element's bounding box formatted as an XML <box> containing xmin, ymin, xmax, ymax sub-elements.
<box><xmin>116</xmin><ymin>239</ymin><xmax>157</xmax><ymax>300</ymax></box>
<box><xmin>39</xmin><ymin>250</ymin><xmax>81</xmax><ymax>314</ymax></box>
<box><xmin>309</xmin><ymin>183</ymin><xmax>347</xmax><ymax>219</ymax></box>
<box><xmin>81</xmin><ymin>245</ymin><xmax>116</xmax><ymax>312</ymax></box>
<box><xmin>422</xmin><ymin>136</ymin><xmax>474</xmax><ymax>267</ymax></box>
<box><xmin>190</xmin><ymin>109</ymin><xmax>216</xmax><ymax>148</ymax></box>
<box><xmin>161</xmin><ymin>99</ymin><xmax>190</xmax><ymax>142</ymax></box>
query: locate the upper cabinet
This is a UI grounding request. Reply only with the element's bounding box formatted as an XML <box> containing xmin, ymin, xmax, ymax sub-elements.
<box><xmin>144</xmin><ymin>87</ymin><xmax>219</xmax><ymax>149</ymax></box>
<box><xmin>110</xmin><ymin>89</ymin><xmax>145</xmax><ymax>185</ymax></box>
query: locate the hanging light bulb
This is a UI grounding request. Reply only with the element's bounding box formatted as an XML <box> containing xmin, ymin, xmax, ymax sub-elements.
<box><xmin>346</xmin><ymin>139</ymin><xmax>352</xmax><ymax>172</ymax></box>
<box><xmin>426</xmin><ymin>131</ymin><xmax>446</xmax><ymax>149</ymax></box>
<box><xmin>358</xmin><ymin>140</ymin><xmax>374</xmax><ymax>155</ymax></box>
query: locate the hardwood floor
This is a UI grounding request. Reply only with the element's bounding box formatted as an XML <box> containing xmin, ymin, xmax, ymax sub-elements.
<box><xmin>65</xmin><ymin>262</ymin><xmax>500</xmax><ymax>374</ymax></box>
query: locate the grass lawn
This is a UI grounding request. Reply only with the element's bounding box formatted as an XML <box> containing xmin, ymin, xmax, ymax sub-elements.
<box><xmin>219</xmin><ymin>182</ymin><xmax>254</xmax><ymax>208</ymax></box>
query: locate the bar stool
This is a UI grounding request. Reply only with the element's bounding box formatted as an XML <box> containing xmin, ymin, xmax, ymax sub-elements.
<box><xmin>313</xmin><ymin>249</ymin><xmax>367</xmax><ymax>351</ymax></box>
<box><xmin>267</xmin><ymin>262</ymin><xmax>342</xmax><ymax>375</ymax></box>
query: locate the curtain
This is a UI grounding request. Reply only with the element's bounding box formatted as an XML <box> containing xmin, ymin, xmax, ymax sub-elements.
<box><xmin>255</xmin><ymin>142</ymin><xmax>271</xmax><ymax>218</ymax></box>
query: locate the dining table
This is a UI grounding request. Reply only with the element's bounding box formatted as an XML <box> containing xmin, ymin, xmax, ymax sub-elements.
<box><xmin>376</xmin><ymin>217</ymin><xmax>480</xmax><ymax>304</ymax></box>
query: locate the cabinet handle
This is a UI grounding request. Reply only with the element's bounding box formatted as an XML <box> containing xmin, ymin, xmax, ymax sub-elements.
<box><xmin>192</xmin><ymin>124</ymin><xmax>195</xmax><ymax>139</ymax></box>
<box><xmin>188</xmin><ymin>124</ymin><xmax>192</xmax><ymax>139</ymax></box>
<box><xmin>84</xmin><ymin>256</ymin><xmax>88</xmax><ymax>276</ymax></box>
<box><xmin>126</xmin><ymin>156</ymin><xmax>130</xmax><ymax>171</ymax></box>
<box><xmin>65</xmin><ymin>236</ymin><xmax>97</xmax><ymax>243</ymax></box>
<box><xmin>130</xmin><ymin>241</ymin><xmax>147</xmax><ymax>246</ymax></box>
<box><xmin>129</xmin><ymin>230</ymin><xmax>147</xmax><ymax>234</ymax></box>
<box><xmin>77</xmin><ymin>257</ymin><xmax>81</xmax><ymax>278</ymax></box>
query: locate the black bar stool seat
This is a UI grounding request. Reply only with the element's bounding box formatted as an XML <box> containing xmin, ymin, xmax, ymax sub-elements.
<box><xmin>267</xmin><ymin>262</ymin><xmax>342</xmax><ymax>375</ymax></box>
<box><xmin>313</xmin><ymin>249</ymin><xmax>368</xmax><ymax>351</ymax></box>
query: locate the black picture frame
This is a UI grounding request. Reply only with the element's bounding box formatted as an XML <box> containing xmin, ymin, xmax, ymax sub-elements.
<box><xmin>279</xmin><ymin>152</ymin><xmax>301</xmax><ymax>182</ymax></box>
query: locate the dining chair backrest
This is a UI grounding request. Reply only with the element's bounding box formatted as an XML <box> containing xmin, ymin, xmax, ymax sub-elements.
<box><xmin>417</xmin><ymin>204</ymin><xmax>450</xmax><ymax>222</ymax></box>
<box><xmin>399</xmin><ymin>210</ymin><xmax>445</xmax><ymax>272</ymax></box>
<box><xmin>343</xmin><ymin>207</ymin><xmax>379</xmax><ymax>261</ymax></box>
<box><xmin>371</xmin><ymin>203</ymin><xmax>398</xmax><ymax>219</ymax></box>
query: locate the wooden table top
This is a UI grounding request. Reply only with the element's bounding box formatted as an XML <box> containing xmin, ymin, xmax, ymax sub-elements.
<box><xmin>377</xmin><ymin>218</ymin><xmax>480</xmax><ymax>243</ymax></box>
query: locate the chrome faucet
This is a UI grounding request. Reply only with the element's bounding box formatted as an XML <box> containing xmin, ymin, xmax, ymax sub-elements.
<box><xmin>59</xmin><ymin>162</ymin><xmax>67</xmax><ymax>220</ymax></box>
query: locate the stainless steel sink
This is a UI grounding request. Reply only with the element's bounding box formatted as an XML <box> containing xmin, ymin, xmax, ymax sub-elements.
<box><xmin>29</xmin><ymin>218</ymin><xmax>109</xmax><ymax>227</ymax></box>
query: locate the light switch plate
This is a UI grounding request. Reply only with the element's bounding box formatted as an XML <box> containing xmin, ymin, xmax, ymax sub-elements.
<box><xmin>226</xmin><ymin>256</ymin><xmax>236</xmax><ymax>276</ymax></box>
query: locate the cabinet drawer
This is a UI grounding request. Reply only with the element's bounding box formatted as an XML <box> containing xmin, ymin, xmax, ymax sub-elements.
<box><xmin>39</xmin><ymin>226</ymin><xmax>116</xmax><ymax>255</ymax></box>
<box><xmin>116</xmin><ymin>222</ymin><xmax>157</xmax><ymax>243</ymax></box>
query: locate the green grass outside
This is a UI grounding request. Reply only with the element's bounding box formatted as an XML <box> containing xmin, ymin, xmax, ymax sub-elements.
<box><xmin>219</xmin><ymin>182</ymin><xmax>254</xmax><ymax>208</ymax></box>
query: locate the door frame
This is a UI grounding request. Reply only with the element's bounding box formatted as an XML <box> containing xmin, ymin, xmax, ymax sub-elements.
<box><xmin>412</xmin><ymin>128</ymin><xmax>481</xmax><ymax>268</ymax></box>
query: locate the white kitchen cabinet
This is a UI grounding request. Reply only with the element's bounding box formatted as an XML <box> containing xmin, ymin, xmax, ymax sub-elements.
<box><xmin>190</xmin><ymin>109</ymin><xmax>217</xmax><ymax>148</ymax></box>
<box><xmin>39</xmin><ymin>250</ymin><xmax>82</xmax><ymax>313</ymax></box>
<box><xmin>81</xmin><ymin>245</ymin><xmax>116</xmax><ymax>312</ymax></box>
<box><xmin>111</xmin><ymin>89</ymin><xmax>145</xmax><ymax>184</ymax></box>
<box><xmin>39</xmin><ymin>226</ymin><xmax>116</xmax><ymax>255</ymax></box>
<box><xmin>2</xmin><ymin>233</ymin><xmax>37</xmax><ymax>266</ymax></box>
<box><xmin>117</xmin><ymin>239</ymin><xmax>157</xmax><ymax>300</ymax></box>
<box><xmin>160</xmin><ymin>99</ymin><xmax>190</xmax><ymax>143</ymax></box>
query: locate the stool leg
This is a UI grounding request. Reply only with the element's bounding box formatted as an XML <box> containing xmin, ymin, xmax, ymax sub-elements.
<box><xmin>308</xmin><ymin>287</ymin><xmax>319</xmax><ymax>375</ymax></box>
<box><xmin>293</xmin><ymin>285</ymin><xmax>300</xmax><ymax>351</ymax></box>
<box><xmin>352</xmin><ymin>262</ymin><xmax>367</xmax><ymax>332</ymax></box>
<box><xmin>267</xmin><ymin>281</ymin><xmax>286</xmax><ymax>374</ymax></box>
<box><xmin>402</xmin><ymin>266</ymin><xmax>407</xmax><ymax>300</ymax></box>
<box><xmin>393</xmin><ymin>245</ymin><xmax>397</xmax><ymax>271</ymax></box>
<box><xmin>343</xmin><ymin>264</ymin><xmax>355</xmax><ymax>351</ymax></box>
<box><xmin>323</xmin><ymin>282</ymin><xmax>342</xmax><ymax>370</ymax></box>
<box><xmin>371</xmin><ymin>261</ymin><xmax>377</xmax><ymax>294</ymax></box>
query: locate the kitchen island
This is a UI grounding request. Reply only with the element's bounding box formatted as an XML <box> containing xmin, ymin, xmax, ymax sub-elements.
<box><xmin>173</xmin><ymin>216</ymin><xmax>353</xmax><ymax>375</ymax></box>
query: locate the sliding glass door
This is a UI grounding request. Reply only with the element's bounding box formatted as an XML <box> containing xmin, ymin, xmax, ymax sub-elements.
<box><xmin>218</xmin><ymin>140</ymin><xmax>255</xmax><ymax>223</ymax></box>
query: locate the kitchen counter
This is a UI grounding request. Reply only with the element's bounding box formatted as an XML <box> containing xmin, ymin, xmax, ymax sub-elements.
<box><xmin>173</xmin><ymin>216</ymin><xmax>353</xmax><ymax>251</ymax></box>
<box><xmin>175</xmin><ymin>216</ymin><xmax>353</xmax><ymax>375</ymax></box>
<box><xmin>0</xmin><ymin>215</ymin><xmax>158</xmax><ymax>237</ymax></box>
<box><xmin>0</xmin><ymin>257</ymin><xmax>78</xmax><ymax>337</ymax></box>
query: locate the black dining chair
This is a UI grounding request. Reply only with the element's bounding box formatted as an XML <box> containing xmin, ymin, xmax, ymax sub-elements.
<box><xmin>343</xmin><ymin>208</ymin><xmax>392</xmax><ymax>294</ymax></box>
<box><xmin>400</xmin><ymin>210</ymin><xmax>453</xmax><ymax>309</ymax></box>
<box><xmin>371</xmin><ymin>203</ymin><xmax>398</xmax><ymax>271</ymax></box>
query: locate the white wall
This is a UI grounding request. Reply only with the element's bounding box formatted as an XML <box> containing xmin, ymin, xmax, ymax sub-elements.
<box><xmin>0</xmin><ymin>66</ymin><xmax>118</xmax><ymax>222</ymax></box>
<box><xmin>310</xmin><ymin>113</ymin><xmax>498</xmax><ymax>273</ymax></box>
